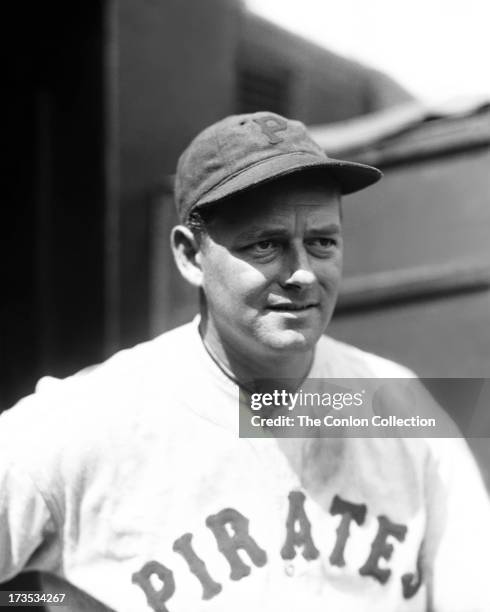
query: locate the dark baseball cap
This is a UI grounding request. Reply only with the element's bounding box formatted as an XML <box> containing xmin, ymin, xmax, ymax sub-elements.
<box><xmin>175</xmin><ymin>111</ymin><xmax>382</xmax><ymax>222</ymax></box>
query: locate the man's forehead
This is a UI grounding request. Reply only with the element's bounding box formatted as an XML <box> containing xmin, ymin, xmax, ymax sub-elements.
<box><xmin>242</xmin><ymin>201</ymin><xmax>338</xmax><ymax>225</ymax></box>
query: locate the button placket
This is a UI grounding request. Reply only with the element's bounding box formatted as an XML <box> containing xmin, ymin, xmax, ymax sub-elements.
<box><xmin>284</xmin><ymin>563</ymin><xmax>295</xmax><ymax>577</ymax></box>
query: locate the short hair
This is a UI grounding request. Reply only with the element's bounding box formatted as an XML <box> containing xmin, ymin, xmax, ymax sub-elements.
<box><xmin>186</xmin><ymin>207</ymin><xmax>213</xmax><ymax>234</ymax></box>
<box><xmin>185</xmin><ymin>205</ymin><xmax>221</xmax><ymax>243</ymax></box>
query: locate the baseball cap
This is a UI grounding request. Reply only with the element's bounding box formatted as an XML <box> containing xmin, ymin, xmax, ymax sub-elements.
<box><xmin>175</xmin><ymin>111</ymin><xmax>382</xmax><ymax>222</ymax></box>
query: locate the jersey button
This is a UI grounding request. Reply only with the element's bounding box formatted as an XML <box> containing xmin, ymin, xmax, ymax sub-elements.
<box><xmin>285</xmin><ymin>563</ymin><xmax>295</xmax><ymax>577</ymax></box>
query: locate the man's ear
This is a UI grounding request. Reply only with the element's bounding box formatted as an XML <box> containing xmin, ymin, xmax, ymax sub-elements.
<box><xmin>170</xmin><ymin>225</ymin><xmax>203</xmax><ymax>288</ymax></box>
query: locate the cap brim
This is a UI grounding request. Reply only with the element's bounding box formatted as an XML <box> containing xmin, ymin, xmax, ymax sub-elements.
<box><xmin>196</xmin><ymin>152</ymin><xmax>382</xmax><ymax>210</ymax></box>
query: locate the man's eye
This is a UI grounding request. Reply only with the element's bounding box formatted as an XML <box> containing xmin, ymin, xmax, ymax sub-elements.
<box><xmin>250</xmin><ymin>240</ymin><xmax>277</xmax><ymax>253</ymax></box>
<box><xmin>307</xmin><ymin>238</ymin><xmax>337</xmax><ymax>254</ymax></box>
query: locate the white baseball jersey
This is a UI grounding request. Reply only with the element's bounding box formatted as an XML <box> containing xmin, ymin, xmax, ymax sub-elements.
<box><xmin>0</xmin><ymin>318</ymin><xmax>489</xmax><ymax>611</ymax></box>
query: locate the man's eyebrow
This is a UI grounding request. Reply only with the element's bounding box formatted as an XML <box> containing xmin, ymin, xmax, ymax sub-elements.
<box><xmin>234</xmin><ymin>223</ymin><xmax>342</xmax><ymax>242</ymax></box>
<box><xmin>307</xmin><ymin>224</ymin><xmax>342</xmax><ymax>235</ymax></box>
<box><xmin>234</xmin><ymin>226</ymin><xmax>289</xmax><ymax>241</ymax></box>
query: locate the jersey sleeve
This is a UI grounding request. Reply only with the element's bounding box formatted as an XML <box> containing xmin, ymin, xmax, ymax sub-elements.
<box><xmin>0</xmin><ymin>399</ymin><xmax>59</xmax><ymax>582</ymax></box>
<box><xmin>424</xmin><ymin>437</ymin><xmax>490</xmax><ymax>612</ymax></box>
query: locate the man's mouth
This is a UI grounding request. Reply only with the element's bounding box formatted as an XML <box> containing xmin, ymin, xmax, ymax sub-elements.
<box><xmin>266</xmin><ymin>303</ymin><xmax>318</xmax><ymax>312</ymax></box>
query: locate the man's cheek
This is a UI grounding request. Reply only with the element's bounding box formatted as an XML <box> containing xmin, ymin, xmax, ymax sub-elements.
<box><xmin>315</xmin><ymin>273</ymin><xmax>340</xmax><ymax>297</ymax></box>
<box><xmin>202</xmin><ymin>260</ymin><xmax>233</xmax><ymax>291</ymax></box>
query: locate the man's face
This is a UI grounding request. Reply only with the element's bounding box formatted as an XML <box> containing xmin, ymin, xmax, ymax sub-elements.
<box><xmin>198</xmin><ymin>174</ymin><xmax>343</xmax><ymax>360</ymax></box>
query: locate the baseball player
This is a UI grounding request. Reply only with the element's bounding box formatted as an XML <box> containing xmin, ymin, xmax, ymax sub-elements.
<box><xmin>1</xmin><ymin>112</ymin><xmax>489</xmax><ymax>612</ymax></box>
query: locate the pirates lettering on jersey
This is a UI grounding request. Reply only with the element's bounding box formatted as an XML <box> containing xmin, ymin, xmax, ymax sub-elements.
<box><xmin>329</xmin><ymin>495</ymin><xmax>367</xmax><ymax>567</ymax></box>
<box><xmin>281</xmin><ymin>491</ymin><xmax>319</xmax><ymax>561</ymax></box>
<box><xmin>132</xmin><ymin>490</ymin><xmax>424</xmax><ymax>611</ymax></box>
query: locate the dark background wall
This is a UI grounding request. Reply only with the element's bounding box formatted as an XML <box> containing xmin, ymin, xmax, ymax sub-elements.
<box><xmin>3</xmin><ymin>3</ymin><xmax>108</xmax><ymax>410</ymax></box>
<box><xmin>117</xmin><ymin>0</ymin><xmax>242</xmax><ymax>347</ymax></box>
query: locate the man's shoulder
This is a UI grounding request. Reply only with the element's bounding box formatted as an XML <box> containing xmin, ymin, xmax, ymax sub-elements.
<box><xmin>314</xmin><ymin>334</ymin><xmax>416</xmax><ymax>379</ymax></box>
<box><xmin>40</xmin><ymin>319</ymin><xmax>197</xmax><ymax>391</ymax></box>
<box><xmin>1</xmin><ymin>320</ymin><xmax>199</xmax><ymax>429</ymax></box>
<box><xmin>98</xmin><ymin>318</ymin><xmax>197</xmax><ymax>374</ymax></box>
<box><xmin>0</xmin><ymin>321</ymin><xmax>200</xmax><ymax>473</ymax></box>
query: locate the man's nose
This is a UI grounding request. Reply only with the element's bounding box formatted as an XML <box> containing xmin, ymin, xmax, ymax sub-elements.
<box><xmin>281</xmin><ymin>243</ymin><xmax>316</xmax><ymax>289</ymax></box>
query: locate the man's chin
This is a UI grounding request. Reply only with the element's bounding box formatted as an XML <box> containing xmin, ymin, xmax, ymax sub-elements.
<box><xmin>259</xmin><ymin>329</ymin><xmax>320</xmax><ymax>354</ymax></box>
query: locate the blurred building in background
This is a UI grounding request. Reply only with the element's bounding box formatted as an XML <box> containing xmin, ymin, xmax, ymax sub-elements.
<box><xmin>4</xmin><ymin>0</ymin><xmax>413</xmax><ymax>408</ymax></box>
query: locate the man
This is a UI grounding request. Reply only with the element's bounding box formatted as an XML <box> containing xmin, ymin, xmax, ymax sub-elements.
<box><xmin>0</xmin><ymin>112</ymin><xmax>489</xmax><ymax>611</ymax></box>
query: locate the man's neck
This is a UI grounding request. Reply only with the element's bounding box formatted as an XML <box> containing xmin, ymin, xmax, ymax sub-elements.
<box><xmin>199</xmin><ymin>314</ymin><xmax>314</xmax><ymax>393</ymax></box>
